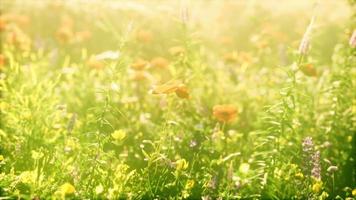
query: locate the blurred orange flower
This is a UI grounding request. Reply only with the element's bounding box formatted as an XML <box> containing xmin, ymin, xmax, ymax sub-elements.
<box><xmin>238</xmin><ymin>52</ymin><xmax>253</xmax><ymax>65</ymax></box>
<box><xmin>136</xmin><ymin>30</ymin><xmax>153</xmax><ymax>43</ymax></box>
<box><xmin>251</xmin><ymin>34</ymin><xmax>268</xmax><ymax>49</ymax></box>
<box><xmin>152</xmin><ymin>80</ymin><xmax>190</xmax><ymax>99</ymax></box>
<box><xmin>300</xmin><ymin>64</ymin><xmax>317</xmax><ymax>77</ymax></box>
<box><xmin>56</xmin><ymin>26</ymin><xmax>73</xmax><ymax>43</ymax></box>
<box><xmin>56</xmin><ymin>15</ymin><xmax>74</xmax><ymax>43</ymax></box>
<box><xmin>12</xmin><ymin>14</ymin><xmax>30</xmax><ymax>28</ymax></box>
<box><xmin>0</xmin><ymin>54</ymin><xmax>5</xmax><ymax>68</ymax></box>
<box><xmin>223</xmin><ymin>51</ymin><xmax>239</xmax><ymax>63</ymax></box>
<box><xmin>87</xmin><ymin>56</ymin><xmax>104</xmax><ymax>70</ymax></box>
<box><xmin>131</xmin><ymin>71</ymin><xmax>151</xmax><ymax>82</ymax></box>
<box><xmin>0</xmin><ymin>17</ymin><xmax>7</xmax><ymax>32</ymax></box>
<box><xmin>150</xmin><ymin>57</ymin><xmax>169</xmax><ymax>69</ymax></box>
<box><xmin>175</xmin><ymin>84</ymin><xmax>190</xmax><ymax>99</ymax></box>
<box><xmin>224</xmin><ymin>51</ymin><xmax>253</xmax><ymax>66</ymax></box>
<box><xmin>131</xmin><ymin>59</ymin><xmax>148</xmax><ymax>70</ymax></box>
<box><xmin>152</xmin><ymin>80</ymin><xmax>181</xmax><ymax>94</ymax></box>
<box><xmin>219</xmin><ymin>36</ymin><xmax>233</xmax><ymax>45</ymax></box>
<box><xmin>6</xmin><ymin>26</ymin><xmax>31</xmax><ymax>51</ymax></box>
<box><xmin>74</xmin><ymin>30</ymin><xmax>91</xmax><ymax>43</ymax></box>
<box><xmin>60</xmin><ymin>15</ymin><xmax>74</xmax><ymax>29</ymax></box>
<box><xmin>213</xmin><ymin>104</ymin><xmax>237</xmax><ymax>123</ymax></box>
<box><xmin>0</xmin><ymin>14</ymin><xmax>30</xmax><ymax>29</ymax></box>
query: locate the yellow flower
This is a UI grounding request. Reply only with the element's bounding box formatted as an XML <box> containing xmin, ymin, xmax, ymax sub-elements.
<box><xmin>295</xmin><ymin>172</ymin><xmax>304</xmax><ymax>179</ymax></box>
<box><xmin>23</xmin><ymin>111</ymin><xmax>31</xmax><ymax>120</ymax></box>
<box><xmin>320</xmin><ymin>191</ymin><xmax>329</xmax><ymax>200</ymax></box>
<box><xmin>60</xmin><ymin>182</ymin><xmax>75</xmax><ymax>195</ymax></box>
<box><xmin>111</xmin><ymin>130</ymin><xmax>126</xmax><ymax>141</ymax></box>
<box><xmin>290</xmin><ymin>164</ymin><xmax>298</xmax><ymax>169</ymax></box>
<box><xmin>176</xmin><ymin>158</ymin><xmax>188</xmax><ymax>171</ymax></box>
<box><xmin>65</xmin><ymin>137</ymin><xmax>79</xmax><ymax>152</ymax></box>
<box><xmin>185</xmin><ymin>180</ymin><xmax>195</xmax><ymax>190</ymax></box>
<box><xmin>312</xmin><ymin>181</ymin><xmax>322</xmax><ymax>193</ymax></box>
<box><xmin>31</xmin><ymin>150</ymin><xmax>44</xmax><ymax>160</ymax></box>
<box><xmin>95</xmin><ymin>184</ymin><xmax>104</xmax><ymax>195</ymax></box>
<box><xmin>352</xmin><ymin>188</ymin><xmax>356</xmax><ymax>196</ymax></box>
<box><xmin>347</xmin><ymin>136</ymin><xmax>352</xmax><ymax>143</ymax></box>
<box><xmin>0</xmin><ymin>102</ymin><xmax>8</xmax><ymax>111</ymax></box>
<box><xmin>19</xmin><ymin>171</ymin><xmax>36</xmax><ymax>184</ymax></box>
<box><xmin>0</xmin><ymin>155</ymin><xmax>4</xmax><ymax>161</ymax></box>
<box><xmin>239</xmin><ymin>163</ymin><xmax>250</xmax><ymax>174</ymax></box>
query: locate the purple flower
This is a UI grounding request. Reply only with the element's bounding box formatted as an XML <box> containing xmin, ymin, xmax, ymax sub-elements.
<box><xmin>302</xmin><ymin>137</ymin><xmax>314</xmax><ymax>153</ymax></box>
<box><xmin>311</xmin><ymin>151</ymin><xmax>321</xmax><ymax>180</ymax></box>
<box><xmin>302</xmin><ymin>137</ymin><xmax>322</xmax><ymax>180</ymax></box>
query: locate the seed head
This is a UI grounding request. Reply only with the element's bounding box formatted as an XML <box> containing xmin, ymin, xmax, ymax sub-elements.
<box><xmin>298</xmin><ymin>17</ymin><xmax>315</xmax><ymax>55</ymax></box>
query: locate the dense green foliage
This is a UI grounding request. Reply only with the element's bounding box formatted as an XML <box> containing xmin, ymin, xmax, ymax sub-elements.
<box><xmin>0</xmin><ymin>0</ymin><xmax>355</xmax><ymax>199</ymax></box>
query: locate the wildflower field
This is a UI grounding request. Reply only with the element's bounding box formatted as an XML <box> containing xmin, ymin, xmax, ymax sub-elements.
<box><xmin>0</xmin><ymin>0</ymin><xmax>355</xmax><ymax>199</ymax></box>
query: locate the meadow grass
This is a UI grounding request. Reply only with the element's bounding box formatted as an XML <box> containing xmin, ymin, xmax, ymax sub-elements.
<box><xmin>0</xmin><ymin>0</ymin><xmax>355</xmax><ymax>199</ymax></box>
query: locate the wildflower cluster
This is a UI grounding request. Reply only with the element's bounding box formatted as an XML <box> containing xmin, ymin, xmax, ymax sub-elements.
<box><xmin>0</xmin><ymin>0</ymin><xmax>354</xmax><ymax>199</ymax></box>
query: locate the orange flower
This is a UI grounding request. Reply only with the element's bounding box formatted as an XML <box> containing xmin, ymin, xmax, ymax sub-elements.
<box><xmin>250</xmin><ymin>34</ymin><xmax>268</xmax><ymax>49</ymax></box>
<box><xmin>6</xmin><ymin>27</ymin><xmax>31</xmax><ymax>51</ymax></box>
<box><xmin>152</xmin><ymin>80</ymin><xmax>189</xmax><ymax>99</ymax></box>
<box><xmin>48</xmin><ymin>0</ymin><xmax>64</xmax><ymax>10</ymax></box>
<box><xmin>136</xmin><ymin>30</ymin><xmax>153</xmax><ymax>43</ymax></box>
<box><xmin>175</xmin><ymin>84</ymin><xmax>190</xmax><ymax>99</ymax></box>
<box><xmin>74</xmin><ymin>30</ymin><xmax>91</xmax><ymax>43</ymax></box>
<box><xmin>213</xmin><ymin>104</ymin><xmax>237</xmax><ymax>123</ymax></box>
<box><xmin>56</xmin><ymin>26</ymin><xmax>73</xmax><ymax>43</ymax></box>
<box><xmin>150</xmin><ymin>57</ymin><xmax>169</xmax><ymax>69</ymax></box>
<box><xmin>219</xmin><ymin>36</ymin><xmax>233</xmax><ymax>45</ymax></box>
<box><xmin>60</xmin><ymin>15</ymin><xmax>74</xmax><ymax>29</ymax></box>
<box><xmin>238</xmin><ymin>52</ymin><xmax>253</xmax><ymax>66</ymax></box>
<box><xmin>223</xmin><ymin>51</ymin><xmax>239</xmax><ymax>63</ymax></box>
<box><xmin>131</xmin><ymin>59</ymin><xmax>148</xmax><ymax>70</ymax></box>
<box><xmin>300</xmin><ymin>64</ymin><xmax>317</xmax><ymax>77</ymax></box>
<box><xmin>0</xmin><ymin>14</ymin><xmax>29</xmax><ymax>29</ymax></box>
<box><xmin>0</xmin><ymin>54</ymin><xmax>5</xmax><ymax>69</ymax></box>
<box><xmin>12</xmin><ymin>14</ymin><xmax>30</xmax><ymax>28</ymax></box>
<box><xmin>256</xmin><ymin>40</ymin><xmax>268</xmax><ymax>49</ymax></box>
<box><xmin>0</xmin><ymin>17</ymin><xmax>7</xmax><ymax>32</ymax></box>
<box><xmin>56</xmin><ymin>15</ymin><xmax>74</xmax><ymax>43</ymax></box>
<box><xmin>131</xmin><ymin>71</ymin><xmax>150</xmax><ymax>81</ymax></box>
<box><xmin>87</xmin><ymin>56</ymin><xmax>104</xmax><ymax>70</ymax></box>
<box><xmin>169</xmin><ymin>46</ymin><xmax>185</xmax><ymax>56</ymax></box>
<box><xmin>152</xmin><ymin>80</ymin><xmax>181</xmax><ymax>94</ymax></box>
